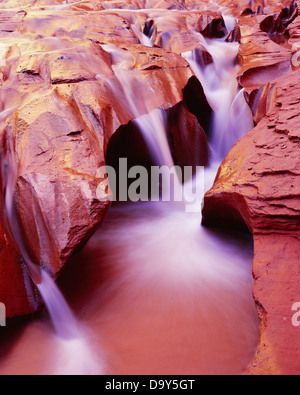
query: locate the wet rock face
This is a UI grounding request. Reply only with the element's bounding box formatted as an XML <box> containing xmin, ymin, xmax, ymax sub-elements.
<box><xmin>0</xmin><ymin>221</ymin><xmax>42</xmax><ymax>319</ymax></box>
<box><xmin>202</xmin><ymin>1</ymin><xmax>300</xmax><ymax>375</ymax></box>
<box><xmin>166</xmin><ymin>100</ymin><xmax>209</xmax><ymax>171</ymax></box>
<box><xmin>203</xmin><ymin>68</ymin><xmax>300</xmax><ymax>374</ymax></box>
<box><xmin>0</xmin><ymin>2</ymin><xmax>201</xmax><ymax>320</ymax></box>
<box><xmin>0</xmin><ymin>0</ymin><xmax>299</xmax><ymax>375</ymax></box>
<box><xmin>203</xmin><ymin>68</ymin><xmax>300</xmax><ymax>234</ymax></box>
<box><xmin>237</xmin><ymin>2</ymin><xmax>300</xmax><ymax>123</ymax></box>
<box><xmin>201</xmin><ymin>18</ymin><xmax>228</xmax><ymax>39</ymax></box>
<box><xmin>258</xmin><ymin>0</ymin><xmax>298</xmax><ymax>46</ymax></box>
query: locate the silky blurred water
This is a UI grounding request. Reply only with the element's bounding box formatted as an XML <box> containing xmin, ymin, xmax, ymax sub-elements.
<box><xmin>0</xmin><ymin>201</ymin><xmax>259</xmax><ymax>375</ymax></box>
<box><xmin>0</xmin><ymin>3</ymin><xmax>260</xmax><ymax>376</ymax></box>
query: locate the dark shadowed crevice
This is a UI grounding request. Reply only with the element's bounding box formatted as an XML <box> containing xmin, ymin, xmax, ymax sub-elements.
<box><xmin>202</xmin><ymin>191</ymin><xmax>253</xmax><ymax>235</ymax></box>
<box><xmin>183</xmin><ymin>76</ymin><xmax>213</xmax><ymax>137</ymax></box>
<box><xmin>201</xmin><ymin>18</ymin><xmax>228</xmax><ymax>39</ymax></box>
<box><xmin>105</xmin><ymin>120</ymin><xmax>156</xmax><ymax>202</ymax></box>
<box><xmin>166</xmin><ymin>101</ymin><xmax>209</xmax><ymax>171</ymax></box>
<box><xmin>105</xmin><ymin>89</ymin><xmax>211</xmax><ymax>201</ymax></box>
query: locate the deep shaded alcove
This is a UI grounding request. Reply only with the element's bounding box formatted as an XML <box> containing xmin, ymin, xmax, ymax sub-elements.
<box><xmin>202</xmin><ymin>191</ymin><xmax>252</xmax><ymax>235</ymax></box>
<box><xmin>105</xmin><ymin>120</ymin><xmax>157</xmax><ymax>202</ymax></box>
<box><xmin>183</xmin><ymin>76</ymin><xmax>213</xmax><ymax>137</ymax></box>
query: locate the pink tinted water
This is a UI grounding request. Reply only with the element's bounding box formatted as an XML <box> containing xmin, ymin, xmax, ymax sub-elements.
<box><xmin>0</xmin><ymin>203</ymin><xmax>259</xmax><ymax>375</ymax></box>
<box><xmin>0</xmin><ymin>6</ymin><xmax>260</xmax><ymax>376</ymax></box>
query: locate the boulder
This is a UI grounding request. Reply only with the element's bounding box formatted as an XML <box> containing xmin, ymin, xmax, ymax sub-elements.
<box><xmin>1</xmin><ymin>3</ymin><xmax>299</xmax><ymax>376</ymax></box>
<box><xmin>167</xmin><ymin>100</ymin><xmax>209</xmax><ymax>170</ymax></box>
<box><xmin>0</xmin><ymin>9</ymin><xmax>197</xmax><ymax>319</ymax></box>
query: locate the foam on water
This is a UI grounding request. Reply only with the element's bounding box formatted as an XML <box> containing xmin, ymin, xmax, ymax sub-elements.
<box><xmin>57</xmin><ymin>201</ymin><xmax>259</xmax><ymax>375</ymax></box>
<box><xmin>0</xmin><ymin>6</ymin><xmax>259</xmax><ymax>375</ymax></box>
<box><xmin>183</xmin><ymin>33</ymin><xmax>254</xmax><ymax>162</ymax></box>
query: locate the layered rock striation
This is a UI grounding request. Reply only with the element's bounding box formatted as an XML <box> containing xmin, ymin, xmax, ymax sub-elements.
<box><xmin>0</xmin><ymin>0</ymin><xmax>206</xmax><ymax>319</ymax></box>
<box><xmin>203</xmin><ymin>10</ymin><xmax>300</xmax><ymax>374</ymax></box>
<box><xmin>0</xmin><ymin>0</ymin><xmax>300</xmax><ymax>376</ymax></box>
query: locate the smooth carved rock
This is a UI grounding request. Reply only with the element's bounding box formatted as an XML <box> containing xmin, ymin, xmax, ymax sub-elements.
<box><xmin>0</xmin><ymin>0</ymin><xmax>299</xmax><ymax>376</ymax></box>
<box><xmin>166</xmin><ymin>100</ymin><xmax>209</xmax><ymax>170</ymax></box>
<box><xmin>203</xmin><ymin>69</ymin><xmax>300</xmax><ymax>375</ymax></box>
<box><xmin>238</xmin><ymin>15</ymin><xmax>292</xmax><ymax>91</ymax></box>
<box><xmin>0</xmin><ymin>11</ymin><xmax>196</xmax><ymax>319</ymax></box>
<box><xmin>238</xmin><ymin>13</ymin><xmax>300</xmax><ymax>124</ymax></box>
<box><xmin>0</xmin><ymin>220</ymin><xmax>42</xmax><ymax>319</ymax></box>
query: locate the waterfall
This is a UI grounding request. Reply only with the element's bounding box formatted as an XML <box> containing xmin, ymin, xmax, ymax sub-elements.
<box><xmin>36</xmin><ymin>271</ymin><xmax>105</xmax><ymax>375</ymax></box>
<box><xmin>0</xmin><ymin>118</ymin><xmax>104</xmax><ymax>375</ymax></box>
<box><xmin>182</xmin><ymin>19</ymin><xmax>254</xmax><ymax>164</ymax></box>
<box><xmin>81</xmin><ymin>17</ymin><xmax>259</xmax><ymax>375</ymax></box>
<box><xmin>1</xmin><ymin>135</ymin><xmax>42</xmax><ymax>285</ymax></box>
<box><xmin>0</xmin><ymin>7</ymin><xmax>259</xmax><ymax>376</ymax></box>
<box><xmin>100</xmin><ymin>13</ymin><xmax>258</xmax><ymax>374</ymax></box>
<box><xmin>104</xmin><ymin>16</ymin><xmax>254</xmax><ymax>211</ymax></box>
<box><xmin>103</xmin><ymin>44</ymin><xmax>183</xmax><ymax>203</ymax></box>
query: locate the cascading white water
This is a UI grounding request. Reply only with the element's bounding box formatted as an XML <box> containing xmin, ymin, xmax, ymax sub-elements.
<box><xmin>0</xmin><ymin>35</ymin><xmax>104</xmax><ymax>375</ymax></box>
<box><xmin>131</xmin><ymin>21</ymin><xmax>154</xmax><ymax>47</ymax></box>
<box><xmin>0</xmin><ymin>117</ymin><xmax>103</xmax><ymax>376</ymax></box>
<box><xmin>182</xmin><ymin>22</ymin><xmax>254</xmax><ymax>164</ymax></box>
<box><xmin>70</xmin><ymin>15</ymin><xmax>260</xmax><ymax>375</ymax></box>
<box><xmin>103</xmin><ymin>44</ymin><xmax>183</xmax><ymax>202</ymax></box>
<box><xmin>36</xmin><ymin>271</ymin><xmax>105</xmax><ymax>375</ymax></box>
<box><xmin>105</xmin><ymin>16</ymin><xmax>254</xmax><ymax>208</ymax></box>
<box><xmin>102</xmin><ymin>45</ymin><xmax>172</xmax><ymax>169</ymax></box>
<box><xmin>0</xmin><ymin>9</ymin><xmax>259</xmax><ymax>375</ymax></box>
<box><xmin>181</xmin><ymin>16</ymin><xmax>254</xmax><ymax>206</ymax></box>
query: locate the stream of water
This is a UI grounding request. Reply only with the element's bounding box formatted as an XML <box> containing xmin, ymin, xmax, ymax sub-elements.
<box><xmin>0</xmin><ymin>8</ymin><xmax>259</xmax><ymax>375</ymax></box>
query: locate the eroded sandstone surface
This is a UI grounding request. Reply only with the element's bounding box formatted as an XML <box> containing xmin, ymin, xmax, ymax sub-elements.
<box><xmin>0</xmin><ymin>0</ymin><xmax>203</xmax><ymax>319</ymax></box>
<box><xmin>203</xmin><ymin>11</ymin><xmax>300</xmax><ymax>374</ymax></box>
<box><xmin>0</xmin><ymin>0</ymin><xmax>299</xmax><ymax>376</ymax></box>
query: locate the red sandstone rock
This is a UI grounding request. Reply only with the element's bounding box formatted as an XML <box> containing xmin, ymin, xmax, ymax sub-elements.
<box><xmin>167</xmin><ymin>100</ymin><xmax>209</xmax><ymax>170</ymax></box>
<box><xmin>238</xmin><ymin>15</ymin><xmax>292</xmax><ymax>91</ymax></box>
<box><xmin>203</xmin><ymin>68</ymin><xmax>300</xmax><ymax>375</ymax></box>
<box><xmin>237</xmin><ymin>13</ymin><xmax>300</xmax><ymax>123</ymax></box>
<box><xmin>0</xmin><ymin>220</ymin><xmax>42</xmax><ymax>319</ymax></box>
<box><xmin>0</xmin><ymin>0</ymin><xmax>299</xmax><ymax>376</ymax></box>
<box><xmin>0</xmin><ymin>6</ymin><xmax>196</xmax><ymax>319</ymax></box>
